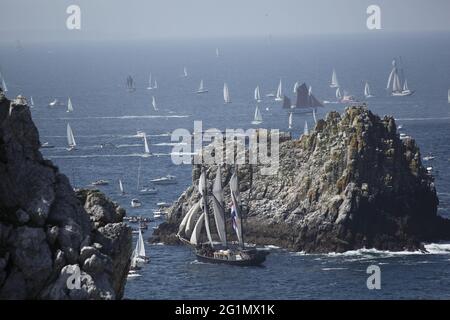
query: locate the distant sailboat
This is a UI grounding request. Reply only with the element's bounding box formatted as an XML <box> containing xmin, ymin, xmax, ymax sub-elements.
<box><xmin>251</xmin><ymin>105</ymin><xmax>263</xmax><ymax>125</ymax></box>
<box><xmin>153</xmin><ymin>79</ymin><xmax>158</xmax><ymax>89</ymax></box>
<box><xmin>119</xmin><ymin>179</ymin><xmax>125</xmax><ymax>195</ymax></box>
<box><xmin>30</xmin><ymin>96</ymin><xmax>34</xmax><ymax>107</ymax></box>
<box><xmin>197</xmin><ymin>80</ymin><xmax>208</xmax><ymax>94</ymax></box>
<box><xmin>290</xmin><ymin>83</ymin><xmax>323</xmax><ymax>114</ymax></box>
<box><xmin>387</xmin><ymin>59</ymin><xmax>414</xmax><ymax>96</ymax></box>
<box><xmin>336</xmin><ymin>87</ymin><xmax>342</xmax><ymax>101</ymax></box>
<box><xmin>303</xmin><ymin>121</ymin><xmax>309</xmax><ymax>135</ymax></box>
<box><xmin>288</xmin><ymin>112</ymin><xmax>293</xmax><ymax>129</ymax></box>
<box><xmin>448</xmin><ymin>89</ymin><xmax>450</xmax><ymax>104</ymax></box>
<box><xmin>67</xmin><ymin>97</ymin><xmax>73</xmax><ymax>112</ymax></box>
<box><xmin>282</xmin><ymin>95</ymin><xmax>291</xmax><ymax>109</ymax></box>
<box><xmin>149</xmin><ymin>73</ymin><xmax>153</xmax><ymax>89</ymax></box>
<box><xmin>143</xmin><ymin>134</ymin><xmax>151</xmax><ymax>157</ymax></box>
<box><xmin>313</xmin><ymin>108</ymin><xmax>317</xmax><ymax>124</ymax></box>
<box><xmin>126</xmin><ymin>75</ymin><xmax>136</xmax><ymax>92</ymax></box>
<box><xmin>1</xmin><ymin>77</ymin><xmax>7</xmax><ymax>92</ymax></box>
<box><xmin>130</xmin><ymin>228</ymin><xmax>149</xmax><ymax>269</ymax></box>
<box><xmin>364</xmin><ymin>82</ymin><xmax>374</xmax><ymax>98</ymax></box>
<box><xmin>254</xmin><ymin>86</ymin><xmax>261</xmax><ymax>102</ymax></box>
<box><xmin>66</xmin><ymin>123</ymin><xmax>76</xmax><ymax>151</ymax></box>
<box><xmin>293</xmin><ymin>82</ymin><xmax>299</xmax><ymax>93</ymax></box>
<box><xmin>183</xmin><ymin>67</ymin><xmax>188</xmax><ymax>77</ymax></box>
<box><xmin>275</xmin><ymin>79</ymin><xmax>283</xmax><ymax>101</ymax></box>
<box><xmin>152</xmin><ymin>96</ymin><xmax>158</xmax><ymax>111</ymax></box>
<box><xmin>223</xmin><ymin>83</ymin><xmax>231</xmax><ymax>103</ymax></box>
<box><xmin>216</xmin><ymin>48</ymin><xmax>220</xmax><ymax>57</ymax></box>
<box><xmin>330</xmin><ymin>68</ymin><xmax>339</xmax><ymax>88</ymax></box>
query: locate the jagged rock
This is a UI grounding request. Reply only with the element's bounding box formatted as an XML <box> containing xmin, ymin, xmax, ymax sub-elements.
<box><xmin>153</xmin><ymin>106</ymin><xmax>450</xmax><ymax>253</ymax></box>
<box><xmin>0</xmin><ymin>96</ymin><xmax>132</xmax><ymax>299</ymax></box>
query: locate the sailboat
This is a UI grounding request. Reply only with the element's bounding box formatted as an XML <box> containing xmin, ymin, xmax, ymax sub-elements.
<box><xmin>1</xmin><ymin>74</ymin><xmax>7</xmax><ymax>92</ymax></box>
<box><xmin>126</xmin><ymin>75</ymin><xmax>136</xmax><ymax>92</ymax></box>
<box><xmin>197</xmin><ymin>80</ymin><xmax>208</xmax><ymax>94</ymax></box>
<box><xmin>387</xmin><ymin>59</ymin><xmax>414</xmax><ymax>96</ymax></box>
<box><xmin>312</xmin><ymin>109</ymin><xmax>317</xmax><ymax>124</ymax></box>
<box><xmin>293</xmin><ymin>82</ymin><xmax>299</xmax><ymax>93</ymax></box>
<box><xmin>251</xmin><ymin>106</ymin><xmax>263</xmax><ymax>125</ymax></box>
<box><xmin>288</xmin><ymin>112</ymin><xmax>293</xmax><ymax>129</ymax></box>
<box><xmin>30</xmin><ymin>96</ymin><xmax>34</xmax><ymax>107</ymax></box>
<box><xmin>137</xmin><ymin>159</ymin><xmax>158</xmax><ymax>195</ymax></box>
<box><xmin>130</xmin><ymin>228</ymin><xmax>149</xmax><ymax>270</ymax></box>
<box><xmin>66</xmin><ymin>97</ymin><xmax>74</xmax><ymax>112</ymax></box>
<box><xmin>152</xmin><ymin>96</ymin><xmax>158</xmax><ymax>111</ymax></box>
<box><xmin>146</xmin><ymin>73</ymin><xmax>153</xmax><ymax>90</ymax></box>
<box><xmin>330</xmin><ymin>68</ymin><xmax>339</xmax><ymax>88</ymax></box>
<box><xmin>153</xmin><ymin>79</ymin><xmax>158</xmax><ymax>89</ymax></box>
<box><xmin>183</xmin><ymin>67</ymin><xmax>188</xmax><ymax>77</ymax></box>
<box><xmin>275</xmin><ymin>79</ymin><xmax>283</xmax><ymax>101</ymax></box>
<box><xmin>448</xmin><ymin>89</ymin><xmax>450</xmax><ymax>104</ymax></box>
<box><xmin>223</xmin><ymin>83</ymin><xmax>231</xmax><ymax>104</ymax></box>
<box><xmin>66</xmin><ymin>123</ymin><xmax>76</xmax><ymax>151</ymax></box>
<box><xmin>177</xmin><ymin>166</ymin><xmax>268</xmax><ymax>266</ymax></box>
<box><xmin>290</xmin><ymin>83</ymin><xmax>323</xmax><ymax>114</ymax></box>
<box><xmin>303</xmin><ymin>121</ymin><xmax>309</xmax><ymax>135</ymax></box>
<box><xmin>142</xmin><ymin>134</ymin><xmax>151</xmax><ymax>157</ymax></box>
<box><xmin>282</xmin><ymin>95</ymin><xmax>291</xmax><ymax>109</ymax></box>
<box><xmin>216</xmin><ymin>48</ymin><xmax>220</xmax><ymax>57</ymax></box>
<box><xmin>336</xmin><ymin>87</ymin><xmax>342</xmax><ymax>101</ymax></box>
<box><xmin>119</xmin><ymin>179</ymin><xmax>125</xmax><ymax>195</ymax></box>
<box><xmin>254</xmin><ymin>86</ymin><xmax>261</xmax><ymax>102</ymax></box>
<box><xmin>364</xmin><ymin>81</ymin><xmax>374</xmax><ymax>98</ymax></box>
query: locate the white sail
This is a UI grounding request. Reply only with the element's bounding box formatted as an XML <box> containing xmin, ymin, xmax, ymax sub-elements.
<box><xmin>211</xmin><ymin>166</ymin><xmax>227</xmax><ymax>246</ymax></box>
<box><xmin>403</xmin><ymin>79</ymin><xmax>409</xmax><ymax>91</ymax></box>
<box><xmin>199</xmin><ymin>80</ymin><xmax>204</xmax><ymax>91</ymax></box>
<box><xmin>364</xmin><ymin>82</ymin><xmax>371</xmax><ymax>98</ymax></box>
<box><xmin>67</xmin><ymin>97</ymin><xmax>73</xmax><ymax>112</ymax></box>
<box><xmin>223</xmin><ymin>83</ymin><xmax>231</xmax><ymax>103</ymax></box>
<box><xmin>152</xmin><ymin>96</ymin><xmax>158</xmax><ymax>111</ymax></box>
<box><xmin>178</xmin><ymin>201</ymin><xmax>201</xmax><ymax>236</ymax></box>
<box><xmin>254</xmin><ymin>86</ymin><xmax>261</xmax><ymax>102</ymax></box>
<box><xmin>336</xmin><ymin>87</ymin><xmax>342</xmax><ymax>100</ymax></box>
<box><xmin>313</xmin><ymin>108</ymin><xmax>317</xmax><ymax>124</ymax></box>
<box><xmin>293</xmin><ymin>81</ymin><xmax>299</xmax><ymax>93</ymax></box>
<box><xmin>30</xmin><ymin>96</ymin><xmax>34</xmax><ymax>106</ymax></box>
<box><xmin>153</xmin><ymin>79</ymin><xmax>158</xmax><ymax>89</ymax></box>
<box><xmin>330</xmin><ymin>68</ymin><xmax>339</xmax><ymax>88</ymax></box>
<box><xmin>67</xmin><ymin>123</ymin><xmax>76</xmax><ymax>147</ymax></box>
<box><xmin>190</xmin><ymin>212</ymin><xmax>205</xmax><ymax>245</ymax></box>
<box><xmin>183</xmin><ymin>67</ymin><xmax>188</xmax><ymax>77</ymax></box>
<box><xmin>387</xmin><ymin>59</ymin><xmax>403</xmax><ymax>93</ymax></box>
<box><xmin>119</xmin><ymin>179</ymin><xmax>124</xmax><ymax>194</ymax></box>
<box><xmin>448</xmin><ymin>89</ymin><xmax>450</xmax><ymax>103</ymax></box>
<box><xmin>288</xmin><ymin>112</ymin><xmax>293</xmax><ymax>129</ymax></box>
<box><xmin>143</xmin><ymin>135</ymin><xmax>150</xmax><ymax>154</ymax></box>
<box><xmin>198</xmin><ymin>170</ymin><xmax>214</xmax><ymax>246</ymax></box>
<box><xmin>252</xmin><ymin>105</ymin><xmax>262</xmax><ymax>124</ymax></box>
<box><xmin>229</xmin><ymin>169</ymin><xmax>244</xmax><ymax>247</ymax></box>
<box><xmin>147</xmin><ymin>73</ymin><xmax>153</xmax><ymax>89</ymax></box>
<box><xmin>275</xmin><ymin>79</ymin><xmax>283</xmax><ymax>100</ymax></box>
<box><xmin>303</xmin><ymin>121</ymin><xmax>309</xmax><ymax>135</ymax></box>
<box><xmin>1</xmin><ymin>77</ymin><xmax>7</xmax><ymax>92</ymax></box>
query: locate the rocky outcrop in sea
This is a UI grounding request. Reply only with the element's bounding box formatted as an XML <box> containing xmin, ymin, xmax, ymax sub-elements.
<box><xmin>153</xmin><ymin>106</ymin><xmax>450</xmax><ymax>253</ymax></box>
<box><xmin>0</xmin><ymin>94</ymin><xmax>132</xmax><ymax>299</ymax></box>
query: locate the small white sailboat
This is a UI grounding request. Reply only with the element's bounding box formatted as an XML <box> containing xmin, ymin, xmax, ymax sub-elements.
<box><xmin>293</xmin><ymin>82</ymin><xmax>299</xmax><ymax>93</ymax></box>
<box><xmin>183</xmin><ymin>67</ymin><xmax>188</xmax><ymax>77</ymax></box>
<box><xmin>251</xmin><ymin>105</ymin><xmax>263</xmax><ymax>125</ymax></box>
<box><xmin>364</xmin><ymin>82</ymin><xmax>374</xmax><ymax>98</ymax></box>
<box><xmin>303</xmin><ymin>121</ymin><xmax>309</xmax><ymax>135</ymax></box>
<box><xmin>49</xmin><ymin>99</ymin><xmax>60</xmax><ymax>107</ymax></box>
<box><xmin>66</xmin><ymin>123</ymin><xmax>76</xmax><ymax>151</ymax></box>
<box><xmin>223</xmin><ymin>83</ymin><xmax>231</xmax><ymax>104</ymax></box>
<box><xmin>130</xmin><ymin>228</ymin><xmax>148</xmax><ymax>270</ymax></box>
<box><xmin>387</xmin><ymin>59</ymin><xmax>414</xmax><ymax>96</ymax></box>
<box><xmin>288</xmin><ymin>112</ymin><xmax>293</xmax><ymax>129</ymax></box>
<box><xmin>448</xmin><ymin>89</ymin><xmax>450</xmax><ymax>104</ymax></box>
<box><xmin>143</xmin><ymin>134</ymin><xmax>151</xmax><ymax>157</ymax></box>
<box><xmin>197</xmin><ymin>80</ymin><xmax>208</xmax><ymax>94</ymax></box>
<box><xmin>336</xmin><ymin>87</ymin><xmax>342</xmax><ymax>101</ymax></box>
<box><xmin>275</xmin><ymin>79</ymin><xmax>283</xmax><ymax>101</ymax></box>
<box><xmin>152</xmin><ymin>96</ymin><xmax>158</xmax><ymax>111</ymax></box>
<box><xmin>254</xmin><ymin>86</ymin><xmax>261</xmax><ymax>102</ymax></box>
<box><xmin>131</xmin><ymin>198</ymin><xmax>142</xmax><ymax>208</ymax></box>
<box><xmin>153</xmin><ymin>79</ymin><xmax>158</xmax><ymax>89</ymax></box>
<box><xmin>1</xmin><ymin>77</ymin><xmax>7</xmax><ymax>92</ymax></box>
<box><xmin>30</xmin><ymin>96</ymin><xmax>34</xmax><ymax>107</ymax></box>
<box><xmin>66</xmin><ymin>97</ymin><xmax>74</xmax><ymax>112</ymax></box>
<box><xmin>119</xmin><ymin>179</ymin><xmax>125</xmax><ymax>195</ymax></box>
<box><xmin>146</xmin><ymin>73</ymin><xmax>153</xmax><ymax>90</ymax></box>
<box><xmin>330</xmin><ymin>68</ymin><xmax>339</xmax><ymax>88</ymax></box>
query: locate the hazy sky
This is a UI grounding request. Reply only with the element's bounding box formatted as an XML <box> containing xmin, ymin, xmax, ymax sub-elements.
<box><xmin>1</xmin><ymin>0</ymin><xmax>450</xmax><ymax>43</ymax></box>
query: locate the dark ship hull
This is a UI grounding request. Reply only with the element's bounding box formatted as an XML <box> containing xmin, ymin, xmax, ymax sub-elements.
<box><xmin>195</xmin><ymin>249</ymin><xmax>268</xmax><ymax>267</ymax></box>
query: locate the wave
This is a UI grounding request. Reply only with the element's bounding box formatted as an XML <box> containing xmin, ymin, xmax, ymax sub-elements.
<box><xmin>42</xmin><ymin>133</ymin><xmax>171</xmax><ymax>138</ymax></box>
<box><xmin>37</xmin><ymin>115</ymin><xmax>189</xmax><ymax>120</ymax></box>
<box><xmin>395</xmin><ymin>117</ymin><xmax>450</xmax><ymax>121</ymax></box>
<box><xmin>153</xmin><ymin>142</ymin><xmax>187</xmax><ymax>146</ymax></box>
<box><xmin>321</xmin><ymin>267</ymin><xmax>348</xmax><ymax>271</ymax></box>
<box><xmin>46</xmin><ymin>152</ymin><xmax>171</xmax><ymax>159</ymax></box>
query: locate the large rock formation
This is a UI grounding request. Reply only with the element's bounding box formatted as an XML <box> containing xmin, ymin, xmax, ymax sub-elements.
<box><xmin>0</xmin><ymin>93</ymin><xmax>132</xmax><ymax>299</ymax></box>
<box><xmin>153</xmin><ymin>106</ymin><xmax>450</xmax><ymax>253</ymax></box>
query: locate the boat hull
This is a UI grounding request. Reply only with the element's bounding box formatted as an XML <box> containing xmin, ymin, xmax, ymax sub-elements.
<box><xmin>195</xmin><ymin>250</ymin><xmax>268</xmax><ymax>267</ymax></box>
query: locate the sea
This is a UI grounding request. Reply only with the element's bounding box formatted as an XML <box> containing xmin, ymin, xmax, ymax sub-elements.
<box><xmin>1</xmin><ymin>32</ymin><xmax>450</xmax><ymax>299</ymax></box>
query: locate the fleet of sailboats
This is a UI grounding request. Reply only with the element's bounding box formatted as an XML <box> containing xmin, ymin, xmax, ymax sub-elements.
<box><xmin>66</xmin><ymin>123</ymin><xmax>76</xmax><ymax>151</ymax></box>
<box><xmin>223</xmin><ymin>83</ymin><xmax>231</xmax><ymax>103</ymax></box>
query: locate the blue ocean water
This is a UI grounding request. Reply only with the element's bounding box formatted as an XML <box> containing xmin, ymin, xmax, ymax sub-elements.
<box><xmin>1</xmin><ymin>33</ymin><xmax>450</xmax><ymax>299</ymax></box>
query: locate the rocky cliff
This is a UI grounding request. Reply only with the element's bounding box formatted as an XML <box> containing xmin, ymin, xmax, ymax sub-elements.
<box><xmin>0</xmin><ymin>94</ymin><xmax>132</xmax><ymax>299</ymax></box>
<box><xmin>153</xmin><ymin>106</ymin><xmax>450</xmax><ymax>253</ymax></box>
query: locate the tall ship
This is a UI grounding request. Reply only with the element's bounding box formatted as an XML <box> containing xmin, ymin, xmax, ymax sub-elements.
<box><xmin>386</xmin><ymin>59</ymin><xmax>414</xmax><ymax>96</ymax></box>
<box><xmin>177</xmin><ymin>166</ymin><xmax>269</xmax><ymax>266</ymax></box>
<box><xmin>289</xmin><ymin>83</ymin><xmax>323</xmax><ymax>114</ymax></box>
<box><xmin>126</xmin><ymin>75</ymin><xmax>136</xmax><ymax>92</ymax></box>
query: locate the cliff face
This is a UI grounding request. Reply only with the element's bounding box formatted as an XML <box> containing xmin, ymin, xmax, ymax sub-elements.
<box><xmin>154</xmin><ymin>106</ymin><xmax>450</xmax><ymax>253</ymax></box>
<box><xmin>0</xmin><ymin>95</ymin><xmax>132</xmax><ymax>299</ymax></box>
